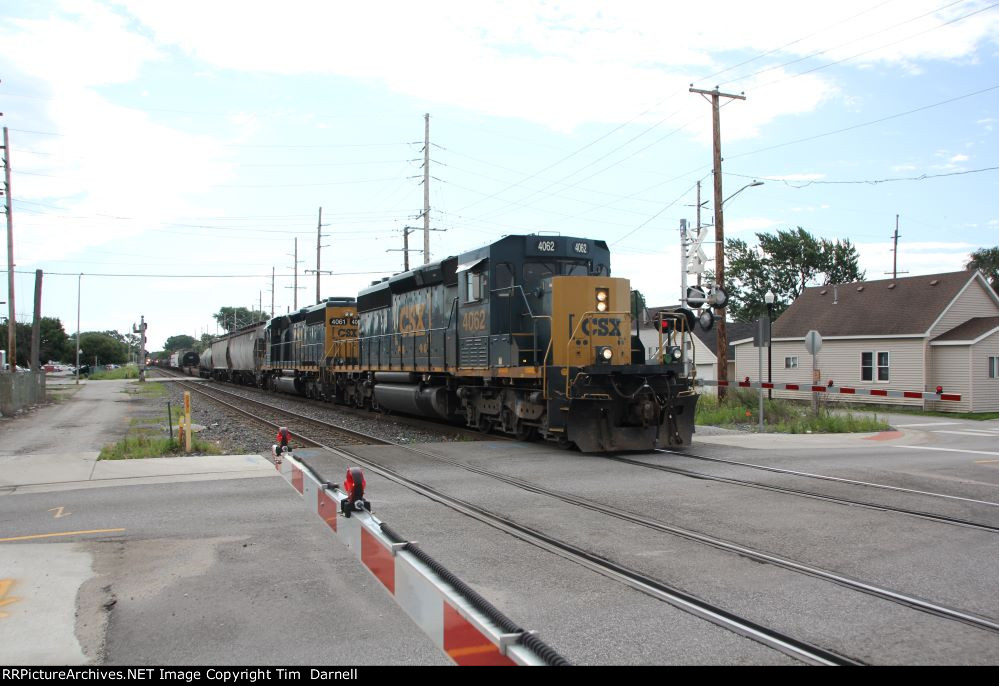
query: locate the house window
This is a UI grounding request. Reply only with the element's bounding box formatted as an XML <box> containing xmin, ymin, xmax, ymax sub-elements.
<box><xmin>862</xmin><ymin>351</ymin><xmax>890</xmax><ymax>382</ymax></box>
<box><xmin>990</xmin><ymin>356</ymin><xmax>999</xmax><ymax>379</ymax></box>
<box><xmin>785</xmin><ymin>356</ymin><xmax>798</xmax><ymax>369</ymax></box>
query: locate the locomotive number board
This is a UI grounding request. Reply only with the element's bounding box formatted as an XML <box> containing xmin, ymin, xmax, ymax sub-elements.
<box><xmin>525</xmin><ymin>236</ymin><xmax>591</xmax><ymax>257</ymax></box>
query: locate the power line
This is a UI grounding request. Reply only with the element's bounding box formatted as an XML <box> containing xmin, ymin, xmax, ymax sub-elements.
<box><xmin>726</xmin><ymin>165</ymin><xmax>999</xmax><ymax>186</ymax></box>
<box><xmin>728</xmin><ymin>83</ymin><xmax>999</xmax><ymax>161</ymax></box>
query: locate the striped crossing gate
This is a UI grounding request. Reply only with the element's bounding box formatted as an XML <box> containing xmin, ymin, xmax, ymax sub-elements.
<box><xmin>275</xmin><ymin>452</ymin><xmax>556</xmax><ymax>666</ymax></box>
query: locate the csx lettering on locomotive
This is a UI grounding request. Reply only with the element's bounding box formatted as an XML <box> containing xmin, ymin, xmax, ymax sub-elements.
<box><xmin>576</xmin><ymin>317</ymin><xmax>622</xmax><ymax>337</ymax></box>
<box><xmin>397</xmin><ymin>303</ymin><xmax>427</xmax><ymax>333</ymax></box>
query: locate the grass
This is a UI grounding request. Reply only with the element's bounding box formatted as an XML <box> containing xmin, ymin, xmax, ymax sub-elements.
<box><xmin>696</xmin><ymin>388</ymin><xmax>891</xmax><ymax>434</ymax></box>
<box><xmin>88</xmin><ymin>365</ymin><xmax>140</xmax><ymax>380</ymax></box>
<box><xmin>99</xmin><ymin>433</ymin><xmax>221</xmax><ymax>460</ymax></box>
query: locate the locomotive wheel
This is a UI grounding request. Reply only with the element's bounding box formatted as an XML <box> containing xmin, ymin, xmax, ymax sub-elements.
<box><xmin>477</xmin><ymin>415</ymin><xmax>493</xmax><ymax>434</ymax></box>
<box><xmin>515</xmin><ymin>424</ymin><xmax>536</xmax><ymax>442</ymax></box>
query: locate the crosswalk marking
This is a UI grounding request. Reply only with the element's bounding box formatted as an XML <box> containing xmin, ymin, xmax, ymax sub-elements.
<box><xmin>931</xmin><ymin>430</ymin><xmax>999</xmax><ymax>437</ymax></box>
<box><xmin>895</xmin><ymin>422</ymin><xmax>961</xmax><ymax>428</ymax></box>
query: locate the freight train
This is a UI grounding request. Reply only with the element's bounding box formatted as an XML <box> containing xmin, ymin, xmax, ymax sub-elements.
<box><xmin>197</xmin><ymin>234</ymin><xmax>699</xmax><ymax>452</ymax></box>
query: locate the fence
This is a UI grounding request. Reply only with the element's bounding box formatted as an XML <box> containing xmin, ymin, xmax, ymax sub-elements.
<box><xmin>0</xmin><ymin>371</ymin><xmax>46</xmax><ymax>416</ymax></box>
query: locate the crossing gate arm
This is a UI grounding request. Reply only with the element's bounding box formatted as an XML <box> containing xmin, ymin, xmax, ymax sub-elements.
<box><xmin>695</xmin><ymin>378</ymin><xmax>961</xmax><ymax>402</ymax></box>
<box><xmin>276</xmin><ymin>453</ymin><xmax>562</xmax><ymax>666</ymax></box>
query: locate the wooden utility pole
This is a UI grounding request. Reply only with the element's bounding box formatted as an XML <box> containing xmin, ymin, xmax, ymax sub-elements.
<box><xmin>30</xmin><ymin>269</ymin><xmax>41</xmax><ymax>371</ymax></box>
<box><xmin>690</xmin><ymin>87</ymin><xmax>745</xmax><ymax>400</ymax></box>
<box><xmin>404</xmin><ymin>226</ymin><xmax>411</xmax><ymax>271</ymax></box>
<box><xmin>3</xmin><ymin>127</ymin><xmax>15</xmax><ymax>370</ymax></box>
<box><xmin>271</xmin><ymin>266</ymin><xmax>275</xmax><ymax>317</ymax></box>
<box><xmin>423</xmin><ymin>113</ymin><xmax>430</xmax><ymax>265</ymax></box>
<box><xmin>293</xmin><ymin>237</ymin><xmax>299</xmax><ymax>310</ymax></box>
<box><xmin>315</xmin><ymin>206</ymin><xmax>324</xmax><ymax>303</ymax></box>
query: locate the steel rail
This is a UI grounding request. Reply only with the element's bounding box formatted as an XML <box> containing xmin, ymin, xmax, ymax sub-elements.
<box><xmin>356</xmin><ymin>443</ymin><xmax>999</xmax><ymax>637</ymax></box>
<box><xmin>312</xmin><ymin>442</ymin><xmax>856</xmax><ymax>666</ymax></box>
<box><xmin>656</xmin><ymin>449</ymin><xmax>999</xmax><ymax>508</ymax></box>
<box><xmin>600</xmin><ymin>455</ymin><xmax>999</xmax><ymax>535</ymax></box>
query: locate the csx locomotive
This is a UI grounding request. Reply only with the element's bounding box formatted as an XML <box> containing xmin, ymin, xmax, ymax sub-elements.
<box><xmin>200</xmin><ymin>234</ymin><xmax>698</xmax><ymax>452</ymax></box>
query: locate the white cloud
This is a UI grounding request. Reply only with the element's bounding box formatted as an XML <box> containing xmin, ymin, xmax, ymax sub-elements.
<box><xmin>111</xmin><ymin>0</ymin><xmax>999</xmax><ymax>135</ymax></box>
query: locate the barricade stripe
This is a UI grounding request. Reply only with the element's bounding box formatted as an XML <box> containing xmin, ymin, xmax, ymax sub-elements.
<box><xmin>443</xmin><ymin>603</ymin><xmax>517</xmax><ymax>666</ymax></box>
<box><xmin>317</xmin><ymin>489</ymin><xmax>338</xmax><ymax>532</ymax></box>
<box><xmin>361</xmin><ymin>526</ymin><xmax>396</xmax><ymax>594</ymax></box>
<box><xmin>695</xmin><ymin>379</ymin><xmax>960</xmax><ymax>401</ymax></box>
<box><xmin>291</xmin><ymin>465</ymin><xmax>304</xmax><ymax>494</ymax></box>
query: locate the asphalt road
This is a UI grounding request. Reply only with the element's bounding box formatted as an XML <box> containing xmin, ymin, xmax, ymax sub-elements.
<box><xmin>2</xmin><ymin>379</ymin><xmax>997</xmax><ymax>665</ymax></box>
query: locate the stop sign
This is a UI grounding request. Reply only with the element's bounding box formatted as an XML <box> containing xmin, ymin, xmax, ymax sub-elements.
<box><xmin>804</xmin><ymin>330</ymin><xmax>823</xmax><ymax>355</ymax></box>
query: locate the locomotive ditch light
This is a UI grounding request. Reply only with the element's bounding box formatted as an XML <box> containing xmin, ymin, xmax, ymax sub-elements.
<box><xmin>668</xmin><ymin>346</ymin><xmax>682</xmax><ymax>362</ymax></box>
<box><xmin>340</xmin><ymin>467</ymin><xmax>370</xmax><ymax>517</ymax></box>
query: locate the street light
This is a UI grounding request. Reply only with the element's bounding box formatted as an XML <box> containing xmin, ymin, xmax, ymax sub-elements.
<box><xmin>713</xmin><ymin>179</ymin><xmax>764</xmax><ymax>401</ymax></box>
<box><xmin>723</xmin><ymin>180</ymin><xmax>764</xmax><ymax>207</ymax></box>
<box><xmin>765</xmin><ymin>290</ymin><xmax>775</xmax><ymax>399</ymax></box>
<box><xmin>75</xmin><ymin>273</ymin><xmax>82</xmax><ymax>385</ymax></box>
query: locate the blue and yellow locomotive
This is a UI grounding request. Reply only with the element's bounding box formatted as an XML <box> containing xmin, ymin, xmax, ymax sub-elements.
<box><xmin>205</xmin><ymin>234</ymin><xmax>699</xmax><ymax>452</ymax></box>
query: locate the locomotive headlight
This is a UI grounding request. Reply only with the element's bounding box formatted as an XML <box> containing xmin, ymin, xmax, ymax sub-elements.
<box><xmin>596</xmin><ymin>290</ymin><xmax>608</xmax><ymax>302</ymax></box>
<box><xmin>595</xmin><ymin>288</ymin><xmax>609</xmax><ymax>312</ymax></box>
<box><xmin>669</xmin><ymin>346</ymin><xmax>682</xmax><ymax>362</ymax></box>
<box><xmin>596</xmin><ymin>301</ymin><xmax>608</xmax><ymax>312</ymax></box>
<box><xmin>597</xmin><ymin>346</ymin><xmax>614</xmax><ymax>363</ymax></box>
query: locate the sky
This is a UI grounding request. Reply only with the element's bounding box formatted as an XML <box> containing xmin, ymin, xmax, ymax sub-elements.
<box><xmin>1</xmin><ymin>0</ymin><xmax>998</xmax><ymax>353</ymax></box>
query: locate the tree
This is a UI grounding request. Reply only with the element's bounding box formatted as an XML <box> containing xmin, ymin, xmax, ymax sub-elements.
<box><xmin>163</xmin><ymin>334</ymin><xmax>198</xmax><ymax>352</ymax></box>
<box><xmin>70</xmin><ymin>331</ymin><xmax>129</xmax><ymax>366</ymax></box>
<box><xmin>967</xmin><ymin>247</ymin><xmax>999</xmax><ymax>293</ymax></box>
<box><xmin>0</xmin><ymin>317</ymin><xmax>71</xmax><ymax>366</ymax></box>
<box><xmin>213</xmin><ymin>307</ymin><xmax>269</xmax><ymax>333</ymax></box>
<box><xmin>725</xmin><ymin>227</ymin><xmax>865</xmax><ymax>322</ymax></box>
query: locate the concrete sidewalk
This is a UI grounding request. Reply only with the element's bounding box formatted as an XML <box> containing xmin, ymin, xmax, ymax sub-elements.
<box><xmin>0</xmin><ymin>378</ymin><xmax>276</xmax><ymax>495</ymax></box>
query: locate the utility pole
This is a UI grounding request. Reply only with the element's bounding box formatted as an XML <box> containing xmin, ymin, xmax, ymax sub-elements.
<box><xmin>290</xmin><ymin>238</ymin><xmax>300</xmax><ymax>310</ymax></box>
<box><xmin>423</xmin><ymin>113</ymin><xmax>430</xmax><ymax>265</ymax></box>
<box><xmin>271</xmin><ymin>266</ymin><xmax>275</xmax><ymax>317</ymax></box>
<box><xmin>404</xmin><ymin>225</ymin><xmax>411</xmax><ymax>271</ymax></box>
<box><xmin>3</xmin><ymin>127</ymin><xmax>15</xmax><ymax>370</ymax></box>
<box><xmin>885</xmin><ymin>215</ymin><xmax>908</xmax><ymax>280</ymax></box>
<box><xmin>695</xmin><ymin>180</ymin><xmax>703</xmax><ymax>288</ymax></box>
<box><xmin>690</xmin><ymin>86</ymin><xmax>745</xmax><ymax>400</ymax></box>
<box><xmin>315</xmin><ymin>207</ymin><xmax>329</xmax><ymax>303</ymax></box>
<box><xmin>30</xmin><ymin>269</ymin><xmax>41</xmax><ymax>371</ymax></box>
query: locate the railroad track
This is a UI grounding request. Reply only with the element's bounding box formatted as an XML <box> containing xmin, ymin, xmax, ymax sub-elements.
<box><xmin>585</xmin><ymin>452</ymin><xmax>999</xmax><ymax>535</ymax></box>
<box><xmin>150</xmin><ymin>368</ymin><xmax>999</xmax><ymax>661</ymax></box>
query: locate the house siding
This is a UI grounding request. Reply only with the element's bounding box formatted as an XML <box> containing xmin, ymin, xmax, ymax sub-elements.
<box><xmin>735</xmin><ymin>338</ymin><xmax>927</xmax><ymax>406</ymax></box>
<box><xmin>971</xmin><ymin>331</ymin><xmax>999</xmax><ymax>412</ymax></box>
<box><xmin>927</xmin><ymin>346</ymin><xmax>972</xmax><ymax>412</ymax></box>
<box><xmin>928</xmin><ymin>278</ymin><xmax>999</xmax><ymax>338</ymax></box>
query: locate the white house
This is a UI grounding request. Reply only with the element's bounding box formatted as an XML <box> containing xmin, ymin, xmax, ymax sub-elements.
<box><xmin>731</xmin><ymin>270</ymin><xmax>999</xmax><ymax>412</ymax></box>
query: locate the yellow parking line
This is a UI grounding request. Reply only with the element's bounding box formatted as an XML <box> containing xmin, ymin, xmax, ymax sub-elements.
<box><xmin>0</xmin><ymin>528</ymin><xmax>126</xmax><ymax>543</ymax></box>
<box><xmin>975</xmin><ymin>459</ymin><xmax>999</xmax><ymax>464</ymax></box>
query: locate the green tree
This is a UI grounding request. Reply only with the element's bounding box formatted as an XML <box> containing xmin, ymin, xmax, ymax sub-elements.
<box><xmin>163</xmin><ymin>334</ymin><xmax>198</xmax><ymax>352</ymax></box>
<box><xmin>967</xmin><ymin>247</ymin><xmax>999</xmax><ymax>293</ymax></box>
<box><xmin>213</xmin><ymin>307</ymin><xmax>269</xmax><ymax>333</ymax></box>
<box><xmin>0</xmin><ymin>317</ymin><xmax>71</xmax><ymax>367</ymax></box>
<box><xmin>70</xmin><ymin>331</ymin><xmax>129</xmax><ymax>366</ymax></box>
<box><xmin>725</xmin><ymin>227</ymin><xmax>865</xmax><ymax>322</ymax></box>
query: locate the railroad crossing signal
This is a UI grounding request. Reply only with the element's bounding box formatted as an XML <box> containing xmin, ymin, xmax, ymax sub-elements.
<box><xmin>685</xmin><ymin>227</ymin><xmax>708</xmax><ymax>274</ymax></box>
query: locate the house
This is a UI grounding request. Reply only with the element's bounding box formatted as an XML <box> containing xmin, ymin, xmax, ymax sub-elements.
<box><xmin>730</xmin><ymin>270</ymin><xmax>999</xmax><ymax>412</ymax></box>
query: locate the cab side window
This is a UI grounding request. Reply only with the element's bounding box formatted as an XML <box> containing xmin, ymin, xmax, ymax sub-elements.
<box><xmin>464</xmin><ymin>268</ymin><xmax>487</xmax><ymax>303</ymax></box>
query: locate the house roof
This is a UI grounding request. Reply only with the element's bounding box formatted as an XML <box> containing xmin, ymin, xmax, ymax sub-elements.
<box><xmin>930</xmin><ymin>316</ymin><xmax>999</xmax><ymax>343</ymax></box>
<box><xmin>772</xmin><ymin>271</ymin><xmax>983</xmax><ymax>338</ymax></box>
